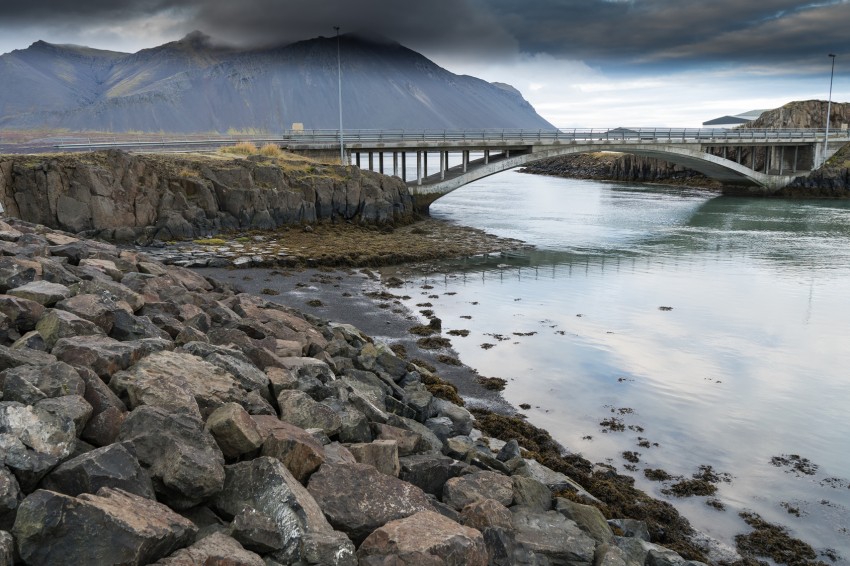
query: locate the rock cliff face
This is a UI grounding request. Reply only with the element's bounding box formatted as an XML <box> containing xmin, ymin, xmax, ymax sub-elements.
<box><xmin>519</xmin><ymin>152</ymin><xmax>720</xmax><ymax>188</ymax></box>
<box><xmin>0</xmin><ymin>150</ymin><xmax>413</xmax><ymax>243</ymax></box>
<box><xmin>744</xmin><ymin>100</ymin><xmax>850</xmax><ymax>129</ymax></box>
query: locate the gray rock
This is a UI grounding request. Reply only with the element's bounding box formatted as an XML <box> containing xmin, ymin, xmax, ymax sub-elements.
<box><xmin>460</xmin><ymin>498</ymin><xmax>516</xmax><ymax>566</ymax></box>
<box><xmin>41</xmin><ymin>443</ymin><xmax>155</xmax><ymax>499</ymax></box>
<box><xmin>213</xmin><ymin>457</ymin><xmax>355</xmax><ymax>565</ymax></box>
<box><xmin>0</xmin><ymin>530</ymin><xmax>12</xmax><ymax>565</ymax></box>
<box><xmin>443</xmin><ymin>470</ymin><xmax>514</xmax><ymax>511</ymax></box>
<box><xmin>387</xmin><ymin>414</ymin><xmax>443</xmax><ymax>453</ymax></box>
<box><xmin>118</xmin><ymin>405</ymin><xmax>225</xmax><ymax>508</ymax></box>
<box><xmin>0</xmin><ymin>344</ymin><xmax>57</xmax><ymax>371</ymax></box>
<box><xmin>307</xmin><ymin>462</ymin><xmax>433</xmax><ymax>545</ymax></box>
<box><xmin>72</xmin><ymin>277</ymin><xmax>145</xmax><ymax>313</ymax></box>
<box><xmin>155</xmin><ymin>532</ymin><xmax>265</xmax><ymax>566</ymax></box>
<box><xmin>497</xmin><ymin>438</ymin><xmax>521</xmax><ymax>462</ymax></box>
<box><xmin>0</xmin><ymin>402</ymin><xmax>76</xmax><ymax>490</ymax></box>
<box><xmin>110</xmin><ymin>350</ymin><xmax>247</xmax><ymax>420</ymax></box>
<box><xmin>35</xmin><ymin>395</ymin><xmax>93</xmax><ymax>431</ymax></box>
<box><xmin>347</xmin><ymin>439</ymin><xmax>400</xmax><ymax>477</ymax></box>
<box><xmin>425</xmin><ymin>416</ymin><xmax>454</xmax><ymax>441</ymax></box>
<box><xmin>36</xmin><ymin>309</ymin><xmax>107</xmax><ymax>350</ymax></box>
<box><xmin>555</xmin><ymin>497</ymin><xmax>613</xmax><ymax>544</ymax></box>
<box><xmin>276</xmin><ymin>390</ymin><xmax>341</xmax><ymax>436</ymax></box>
<box><xmin>0</xmin><ymin>257</ymin><xmax>37</xmax><ymax>293</ymax></box>
<box><xmin>109</xmin><ymin>310</ymin><xmax>171</xmax><ymax>341</ymax></box>
<box><xmin>205</xmin><ymin>402</ymin><xmax>263</xmax><ymax>459</ymax></box>
<box><xmin>0</xmin><ymin>294</ymin><xmax>45</xmax><ymax>331</ymax></box>
<box><xmin>511</xmin><ymin>507</ymin><xmax>597</xmax><ymax>566</ymax></box>
<box><xmin>594</xmin><ymin>543</ymin><xmax>631</xmax><ymax>566</ymax></box>
<box><xmin>81</xmin><ymin>406</ymin><xmax>126</xmax><ymax>447</ymax></box>
<box><xmin>13</xmin><ymin>487</ymin><xmax>197</xmax><ymax>566</ymax></box>
<box><xmin>432</xmin><ymin>398</ymin><xmax>474</xmax><ymax>436</ymax></box>
<box><xmin>254</xmin><ymin>415</ymin><xmax>325</xmax><ymax>483</ymax></box>
<box><xmin>357</xmin><ymin>509</ymin><xmax>488</xmax><ymax>566</ymax></box>
<box><xmin>53</xmin><ymin>335</ymin><xmax>172</xmax><ymax>380</ymax></box>
<box><xmin>399</xmin><ymin>453</ymin><xmax>467</xmax><ymax>496</ymax></box>
<box><xmin>514</xmin><ymin>458</ymin><xmax>599</xmax><ymax>503</ymax></box>
<box><xmin>373</xmin><ymin>422</ymin><xmax>428</xmax><ymax>456</ymax></box>
<box><xmin>512</xmin><ymin>475</ymin><xmax>553</xmax><ymax>512</ymax></box>
<box><xmin>11</xmin><ymin>330</ymin><xmax>47</xmax><ymax>351</ymax></box>
<box><xmin>0</xmin><ymin>360</ymin><xmax>85</xmax><ymax>405</ymax></box>
<box><xmin>0</xmin><ymin>467</ymin><xmax>22</xmax><ymax>530</ymax></box>
<box><xmin>7</xmin><ymin>280</ymin><xmax>72</xmax><ymax>307</ymax></box>
<box><xmin>55</xmin><ymin>293</ymin><xmax>122</xmax><ymax>333</ymax></box>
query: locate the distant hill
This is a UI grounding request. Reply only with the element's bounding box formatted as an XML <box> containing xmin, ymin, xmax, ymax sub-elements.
<box><xmin>0</xmin><ymin>31</ymin><xmax>554</xmax><ymax>133</ymax></box>
<box><xmin>744</xmin><ymin>100</ymin><xmax>850</xmax><ymax>129</ymax></box>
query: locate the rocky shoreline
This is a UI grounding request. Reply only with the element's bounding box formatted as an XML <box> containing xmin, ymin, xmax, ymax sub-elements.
<box><xmin>0</xmin><ymin>213</ymin><xmax>752</xmax><ymax>565</ymax></box>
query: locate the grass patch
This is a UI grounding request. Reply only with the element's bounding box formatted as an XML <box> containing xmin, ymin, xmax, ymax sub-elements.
<box><xmin>193</xmin><ymin>238</ymin><xmax>228</xmax><ymax>246</ymax></box>
<box><xmin>220</xmin><ymin>141</ymin><xmax>258</xmax><ymax>155</ymax></box>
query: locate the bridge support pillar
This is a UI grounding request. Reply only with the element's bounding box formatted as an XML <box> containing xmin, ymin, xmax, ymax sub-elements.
<box><xmin>416</xmin><ymin>151</ymin><xmax>422</xmax><ymax>186</ymax></box>
<box><xmin>402</xmin><ymin>152</ymin><xmax>407</xmax><ymax>181</ymax></box>
<box><xmin>440</xmin><ymin>152</ymin><xmax>445</xmax><ymax>180</ymax></box>
<box><xmin>355</xmin><ymin>153</ymin><xmax>361</xmax><ymax>168</ymax></box>
<box><xmin>484</xmin><ymin>150</ymin><xmax>489</xmax><ymax>165</ymax></box>
<box><xmin>463</xmin><ymin>151</ymin><xmax>469</xmax><ymax>173</ymax></box>
<box><xmin>368</xmin><ymin>152</ymin><xmax>374</xmax><ymax>171</ymax></box>
<box><xmin>793</xmin><ymin>146</ymin><xmax>798</xmax><ymax>173</ymax></box>
<box><xmin>779</xmin><ymin>146</ymin><xmax>784</xmax><ymax>175</ymax></box>
<box><xmin>379</xmin><ymin>152</ymin><xmax>384</xmax><ymax>174</ymax></box>
<box><xmin>423</xmin><ymin>152</ymin><xmax>428</xmax><ymax>177</ymax></box>
<box><xmin>393</xmin><ymin>152</ymin><xmax>398</xmax><ymax>177</ymax></box>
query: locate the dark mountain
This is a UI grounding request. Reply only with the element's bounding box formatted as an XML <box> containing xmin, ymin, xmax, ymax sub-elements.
<box><xmin>0</xmin><ymin>32</ymin><xmax>554</xmax><ymax>133</ymax></box>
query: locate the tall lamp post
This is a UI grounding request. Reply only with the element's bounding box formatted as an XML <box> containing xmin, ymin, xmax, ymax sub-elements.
<box><xmin>824</xmin><ymin>53</ymin><xmax>836</xmax><ymax>167</ymax></box>
<box><xmin>334</xmin><ymin>26</ymin><xmax>345</xmax><ymax>165</ymax></box>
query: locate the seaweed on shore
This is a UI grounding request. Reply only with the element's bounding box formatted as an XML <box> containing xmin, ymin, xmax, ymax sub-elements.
<box><xmin>735</xmin><ymin>511</ymin><xmax>827</xmax><ymax>566</ymax></box>
<box><xmin>419</xmin><ymin>372</ymin><xmax>464</xmax><ymax>405</ymax></box>
<box><xmin>470</xmin><ymin>408</ymin><xmax>706</xmax><ymax>561</ymax></box>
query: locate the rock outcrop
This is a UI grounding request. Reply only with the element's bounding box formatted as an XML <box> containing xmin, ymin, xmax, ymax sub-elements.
<box><xmin>0</xmin><ymin>150</ymin><xmax>414</xmax><ymax>244</ymax></box>
<box><xmin>0</xmin><ymin>215</ymin><xmax>724</xmax><ymax>564</ymax></box>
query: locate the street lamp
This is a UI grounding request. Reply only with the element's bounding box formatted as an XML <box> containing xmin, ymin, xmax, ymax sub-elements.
<box><xmin>824</xmin><ymin>53</ymin><xmax>836</xmax><ymax>167</ymax></box>
<box><xmin>334</xmin><ymin>26</ymin><xmax>345</xmax><ymax>165</ymax></box>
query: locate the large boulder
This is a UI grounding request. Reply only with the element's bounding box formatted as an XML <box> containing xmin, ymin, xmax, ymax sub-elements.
<box><xmin>154</xmin><ymin>532</ymin><xmax>264</xmax><ymax>566</ymax></box>
<box><xmin>41</xmin><ymin>443</ymin><xmax>155</xmax><ymax>499</ymax></box>
<box><xmin>205</xmin><ymin>403</ymin><xmax>263</xmax><ymax>459</ymax></box>
<box><xmin>6</xmin><ymin>281</ymin><xmax>71</xmax><ymax>307</ymax></box>
<box><xmin>52</xmin><ymin>335</ymin><xmax>171</xmax><ymax>380</ymax></box>
<box><xmin>110</xmin><ymin>350</ymin><xmax>248</xmax><ymax>419</ymax></box>
<box><xmin>117</xmin><ymin>405</ymin><xmax>225</xmax><ymax>508</ymax></box>
<box><xmin>254</xmin><ymin>415</ymin><xmax>325</xmax><ymax>483</ymax></box>
<box><xmin>212</xmin><ymin>457</ymin><xmax>355</xmax><ymax>565</ymax></box>
<box><xmin>276</xmin><ymin>389</ymin><xmax>342</xmax><ymax>436</ymax></box>
<box><xmin>511</xmin><ymin>507</ymin><xmax>597</xmax><ymax>566</ymax></box>
<box><xmin>0</xmin><ymin>467</ymin><xmax>22</xmax><ymax>530</ymax></box>
<box><xmin>36</xmin><ymin>309</ymin><xmax>106</xmax><ymax>350</ymax></box>
<box><xmin>357</xmin><ymin>510</ymin><xmax>488</xmax><ymax>566</ymax></box>
<box><xmin>12</xmin><ymin>487</ymin><xmax>197</xmax><ymax>566</ymax></box>
<box><xmin>0</xmin><ymin>402</ymin><xmax>76</xmax><ymax>490</ymax></box>
<box><xmin>460</xmin><ymin>498</ymin><xmax>516</xmax><ymax>566</ymax></box>
<box><xmin>443</xmin><ymin>470</ymin><xmax>514</xmax><ymax>511</ymax></box>
<box><xmin>0</xmin><ymin>360</ymin><xmax>85</xmax><ymax>405</ymax></box>
<box><xmin>307</xmin><ymin>462</ymin><xmax>433</xmax><ymax>545</ymax></box>
<box><xmin>0</xmin><ymin>294</ymin><xmax>45</xmax><ymax>331</ymax></box>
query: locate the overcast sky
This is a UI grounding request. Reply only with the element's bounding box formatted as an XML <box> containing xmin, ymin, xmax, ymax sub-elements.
<box><xmin>1</xmin><ymin>0</ymin><xmax>848</xmax><ymax>127</ymax></box>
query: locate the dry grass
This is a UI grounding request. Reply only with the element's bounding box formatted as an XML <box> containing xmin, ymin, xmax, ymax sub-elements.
<box><xmin>259</xmin><ymin>143</ymin><xmax>284</xmax><ymax>158</ymax></box>
<box><xmin>219</xmin><ymin>141</ymin><xmax>259</xmax><ymax>156</ymax></box>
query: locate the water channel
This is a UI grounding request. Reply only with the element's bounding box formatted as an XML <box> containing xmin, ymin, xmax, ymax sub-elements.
<box><xmin>395</xmin><ymin>170</ymin><xmax>850</xmax><ymax>560</ymax></box>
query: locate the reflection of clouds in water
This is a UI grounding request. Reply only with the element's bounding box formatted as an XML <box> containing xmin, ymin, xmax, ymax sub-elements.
<box><xmin>421</xmin><ymin>173</ymin><xmax>850</xmax><ymax>557</ymax></box>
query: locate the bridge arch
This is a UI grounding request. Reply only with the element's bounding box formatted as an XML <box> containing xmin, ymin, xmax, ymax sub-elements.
<box><xmin>409</xmin><ymin>144</ymin><xmax>799</xmax><ymax>208</ymax></box>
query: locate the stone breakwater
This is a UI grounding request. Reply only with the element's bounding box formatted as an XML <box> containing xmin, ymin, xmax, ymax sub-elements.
<box><xmin>0</xmin><ymin>216</ymin><xmax>730</xmax><ymax>566</ymax></box>
<box><xmin>0</xmin><ymin>150</ymin><xmax>414</xmax><ymax>246</ymax></box>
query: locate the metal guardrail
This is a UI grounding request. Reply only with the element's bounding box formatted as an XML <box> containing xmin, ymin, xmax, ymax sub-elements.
<box><xmin>50</xmin><ymin>128</ymin><xmax>849</xmax><ymax>151</ymax></box>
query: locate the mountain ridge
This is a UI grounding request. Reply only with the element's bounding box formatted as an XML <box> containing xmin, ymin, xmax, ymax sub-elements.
<box><xmin>0</xmin><ymin>32</ymin><xmax>554</xmax><ymax>133</ymax></box>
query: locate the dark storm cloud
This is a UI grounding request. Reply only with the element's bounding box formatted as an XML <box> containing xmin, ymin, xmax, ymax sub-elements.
<box><xmin>3</xmin><ymin>0</ymin><xmax>848</xmax><ymax>69</ymax></box>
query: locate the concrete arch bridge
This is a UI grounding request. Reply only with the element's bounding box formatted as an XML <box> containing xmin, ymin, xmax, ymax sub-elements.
<box><xmin>281</xmin><ymin>128</ymin><xmax>850</xmax><ymax>209</ymax></box>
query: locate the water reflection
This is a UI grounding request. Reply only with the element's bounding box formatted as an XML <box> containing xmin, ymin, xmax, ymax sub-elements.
<box><xmin>406</xmin><ymin>172</ymin><xmax>850</xmax><ymax>559</ymax></box>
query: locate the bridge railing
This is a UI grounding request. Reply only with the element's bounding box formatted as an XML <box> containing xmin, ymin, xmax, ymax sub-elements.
<box><xmin>279</xmin><ymin>127</ymin><xmax>840</xmax><ymax>145</ymax></box>
<box><xmin>48</xmin><ymin>128</ymin><xmax>848</xmax><ymax>152</ymax></box>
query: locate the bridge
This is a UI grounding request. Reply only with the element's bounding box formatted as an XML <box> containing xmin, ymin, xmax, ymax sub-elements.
<box><xmin>280</xmin><ymin>128</ymin><xmax>850</xmax><ymax>209</ymax></box>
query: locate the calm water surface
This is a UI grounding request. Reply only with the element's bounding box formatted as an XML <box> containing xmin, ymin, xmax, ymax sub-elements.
<box><xmin>397</xmin><ymin>171</ymin><xmax>850</xmax><ymax>559</ymax></box>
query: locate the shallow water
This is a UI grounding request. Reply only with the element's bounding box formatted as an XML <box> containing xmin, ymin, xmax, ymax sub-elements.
<box><xmin>397</xmin><ymin>171</ymin><xmax>850</xmax><ymax>560</ymax></box>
